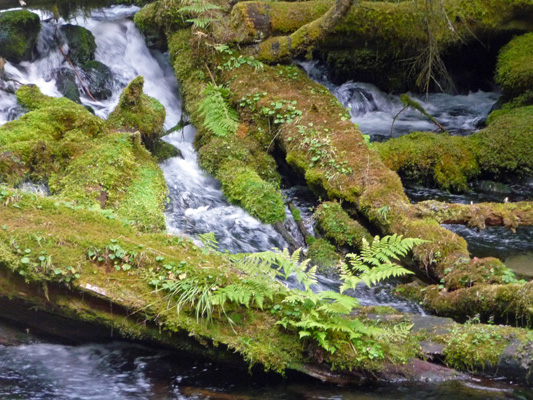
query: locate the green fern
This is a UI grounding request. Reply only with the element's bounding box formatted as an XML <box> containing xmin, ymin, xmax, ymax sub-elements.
<box><xmin>198</xmin><ymin>83</ymin><xmax>240</xmax><ymax>138</ymax></box>
<box><xmin>340</xmin><ymin>234</ymin><xmax>426</xmax><ymax>292</ymax></box>
<box><xmin>178</xmin><ymin>0</ymin><xmax>221</xmax><ymax>29</ymax></box>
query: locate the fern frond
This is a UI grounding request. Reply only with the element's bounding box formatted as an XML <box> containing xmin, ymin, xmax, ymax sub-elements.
<box><xmin>199</xmin><ymin>83</ymin><xmax>239</xmax><ymax>138</ymax></box>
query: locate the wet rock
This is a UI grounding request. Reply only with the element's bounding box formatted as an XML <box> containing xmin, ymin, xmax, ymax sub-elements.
<box><xmin>0</xmin><ymin>10</ymin><xmax>41</xmax><ymax>63</ymax></box>
<box><xmin>152</xmin><ymin>139</ymin><xmax>182</xmax><ymax>162</ymax></box>
<box><xmin>59</xmin><ymin>24</ymin><xmax>96</xmax><ymax>65</ymax></box>
<box><xmin>54</xmin><ymin>68</ymin><xmax>81</xmax><ymax>104</ymax></box>
<box><xmin>81</xmin><ymin>60</ymin><xmax>114</xmax><ymax>100</ymax></box>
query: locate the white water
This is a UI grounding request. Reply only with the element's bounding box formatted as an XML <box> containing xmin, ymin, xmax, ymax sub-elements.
<box><xmin>298</xmin><ymin>60</ymin><xmax>500</xmax><ymax>140</ymax></box>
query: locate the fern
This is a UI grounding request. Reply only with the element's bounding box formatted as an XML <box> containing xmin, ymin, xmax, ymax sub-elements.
<box><xmin>178</xmin><ymin>0</ymin><xmax>221</xmax><ymax>29</ymax></box>
<box><xmin>198</xmin><ymin>83</ymin><xmax>240</xmax><ymax>138</ymax></box>
<box><xmin>340</xmin><ymin>234</ymin><xmax>426</xmax><ymax>292</ymax></box>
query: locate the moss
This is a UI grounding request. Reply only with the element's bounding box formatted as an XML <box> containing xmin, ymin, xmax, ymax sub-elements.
<box><xmin>107</xmin><ymin>76</ymin><xmax>166</xmax><ymax>152</ymax></box>
<box><xmin>0</xmin><ymin>10</ymin><xmax>41</xmax><ymax>63</ymax></box>
<box><xmin>59</xmin><ymin>24</ymin><xmax>97</xmax><ymax>64</ymax></box>
<box><xmin>314</xmin><ymin>202</ymin><xmax>372</xmax><ymax>249</ymax></box>
<box><xmin>151</xmin><ymin>139</ymin><xmax>181</xmax><ymax>162</ymax></box>
<box><xmin>375</xmin><ymin>131</ymin><xmax>480</xmax><ymax>192</ymax></box>
<box><xmin>470</xmin><ymin>105</ymin><xmax>533</xmax><ymax>180</ymax></box>
<box><xmin>443</xmin><ymin>324</ymin><xmax>515</xmax><ymax>371</ymax></box>
<box><xmin>198</xmin><ymin>134</ymin><xmax>280</xmax><ymax>185</ymax></box>
<box><xmin>495</xmin><ymin>33</ymin><xmax>533</xmax><ymax>98</ymax></box>
<box><xmin>1</xmin><ymin>85</ymin><xmax>168</xmax><ymax>231</ymax></box>
<box><xmin>306</xmin><ymin>237</ymin><xmax>342</xmax><ymax>274</ymax></box>
<box><xmin>16</xmin><ymin>85</ymin><xmax>57</xmax><ymax>111</ymax></box>
<box><xmin>216</xmin><ymin>160</ymin><xmax>285</xmax><ymax>224</ymax></box>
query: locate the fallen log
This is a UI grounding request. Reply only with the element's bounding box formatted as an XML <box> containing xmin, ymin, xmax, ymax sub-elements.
<box><xmin>413</xmin><ymin>200</ymin><xmax>533</xmax><ymax>231</ymax></box>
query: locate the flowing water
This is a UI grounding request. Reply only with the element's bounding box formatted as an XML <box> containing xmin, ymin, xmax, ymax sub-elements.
<box><xmin>298</xmin><ymin>61</ymin><xmax>499</xmax><ymax>141</ymax></box>
<box><xmin>1</xmin><ymin>5</ymin><xmax>532</xmax><ymax>397</ymax></box>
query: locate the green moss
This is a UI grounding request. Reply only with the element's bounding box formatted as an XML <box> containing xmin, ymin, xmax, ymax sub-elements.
<box><xmin>107</xmin><ymin>76</ymin><xmax>166</xmax><ymax>152</ymax></box>
<box><xmin>216</xmin><ymin>160</ymin><xmax>285</xmax><ymax>224</ymax></box>
<box><xmin>198</xmin><ymin>135</ymin><xmax>280</xmax><ymax>185</ymax></box>
<box><xmin>0</xmin><ymin>10</ymin><xmax>41</xmax><ymax>63</ymax></box>
<box><xmin>306</xmin><ymin>237</ymin><xmax>342</xmax><ymax>274</ymax></box>
<box><xmin>443</xmin><ymin>324</ymin><xmax>513</xmax><ymax>371</ymax></box>
<box><xmin>59</xmin><ymin>24</ymin><xmax>96</xmax><ymax>64</ymax></box>
<box><xmin>495</xmin><ymin>33</ymin><xmax>533</xmax><ymax>98</ymax></box>
<box><xmin>16</xmin><ymin>85</ymin><xmax>55</xmax><ymax>111</ymax></box>
<box><xmin>151</xmin><ymin>139</ymin><xmax>181</xmax><ymax>162</ymax></box>
<box><xmin>314</xmin><ymin>202</ymin><xmax>372</xmax><ymax>249</ymax></box>
<box><xmin>375</xmin><ymin>131</ymin><xmax>480</xmax><ymax>192</ymax></box>
<box><xmin>470</xmin><ymin>106</ymin><xmax>533</xmax><ymax>179</ymax></box>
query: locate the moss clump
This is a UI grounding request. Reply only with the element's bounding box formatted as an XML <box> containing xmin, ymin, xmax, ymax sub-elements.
<box><xmin>470</xmin><ymin>105</ymin><xmax>533</xmax><ymax>180</ymax></box>
<box><xmin>375</xmin><ymin>132</ymin><xmax>480</xmax><ymax>192</ymax></box>
<box><xmin>15</xmin><ymin>85</ymin><xmax>56</xmax><ymax>111</ymax></box>
<box><xmin>0</xmin><ymin>10</ymin><xmax>41</xmax><ymax>63</ymax></box>
<box><xmin>216</xmin><ymin>160</ymin><xmax>286</xmax><ymax>224</ymax></box>
<box><xmin>443</xmin><ymin>324</ymin><xmax>513</xmax><ymax>371</ymax></box>
<box><xmin>151</xmin><ymin>139</ymin><xmax>181</xmax><ymax>162</ymax></box>
<box><xmin>107</xmin><ymin>76</ymin><xmax>166</xmax><ymax>152</ymax></box>
<box><xmin>59</xmin><ymin>24</ymin><xmax>97</xmax><ymax>64</ymax></box>
<box><xmin>198</xmin><ymin>134</ymin><xmax>280</xmax><ymax>186</ymax></box>
<box><xmin>306</xmin><ymin>237</ymin><xmax>342</xmax><ymax>274</ymax></box>
<box><xmin>495</xmin><ymin>33</ymin><xmax>533</xmax><ymax>98</ymax></box>
<box><xmin>0</xmin><ymin>85</ymin><xmax>168</xmax><ymax>231</ymax></box>
<box><xmin>314</xmin><ymin>202</ymin><xmax>372</xmax><ymax>249</ymax></box>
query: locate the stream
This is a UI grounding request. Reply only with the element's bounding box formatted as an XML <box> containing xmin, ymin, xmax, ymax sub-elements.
<box><xmin>0</xmin><ymin>4</ymin><xmax>532</xmax><ymax>398</ymax></box>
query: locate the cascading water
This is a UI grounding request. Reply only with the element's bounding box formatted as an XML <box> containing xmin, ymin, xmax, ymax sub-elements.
<box><xmin>298</xmin><ymin>60</ymin><xmax>500</xmax><ymax>140</ymax></box>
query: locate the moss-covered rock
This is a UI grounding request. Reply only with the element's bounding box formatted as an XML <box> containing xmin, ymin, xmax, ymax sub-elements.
<box><xmin>54</xmin><ymin>68</ymin><xmax>82</xmax><ymax>104</ymax></box>
<box><xmin>0</xmin><ymin>85</ymin><xmax>168</xmax><ymax>231</ymax></box>
<box><xmin>495</xmin><ymin>33</ymin><xmax>533</xmax><ymax>98</ymax></box>
<box><xmin>60</xmin><ymin>24</ymin><xmax>97</xmax><ymax>64</ymax></box>
<box><xmin>471</xmin><ymin>105</ymin><xmax>533</xmax><ymax>179</ymax></box>
<box><xmin>0</xmin><ymin>10</ymin><xmax>41</xmax><ymax>63</ymax></box>
<box><xmin>376</xmin><ymin>106</ymin><xmax>533</xmax><ymax>189</ymax></box>
<box><xmin>107</xmin><ymin>76</ymin><xmax>166</xmax><ymax>152</ymax></box>
<box><xmin>133</xmin><ymin>0</ymin><xmax>186</xmax><ymax>50</ymax></box>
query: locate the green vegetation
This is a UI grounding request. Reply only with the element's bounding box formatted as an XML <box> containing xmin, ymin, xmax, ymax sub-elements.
<box><xmin>107</xmin><ymin>76</ymin><xmax>166</xmax><ymax>152</ymax></box>
<box><xmin>376</xmin><ymin>105</ymin><xmax>533</xmax><ymax>190</ymax></box>
<box><xmin>495</xmin><ymin>33</ymin><xmax>533</xmax><ymax>98</ymax></box>
<box><xmin>314</xmin><ymin>202</ymin><xmax>372</xmax><ymax>248</ymax></box>
<box><xmin>0</xmin><ymin>10</ymin><xmax>41</xmax><ymax>63</ymax></box>
<box><xmin>198</xmin><ymin>83</ymin><xmax>240</xmax><ymax>138</ymax></box>
<box><xmin>60</xmin><ymin>24</ymin><xmax>97</xmax><ymax>64</ymax></box>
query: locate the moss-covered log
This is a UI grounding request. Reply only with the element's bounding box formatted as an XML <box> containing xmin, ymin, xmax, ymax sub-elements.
<box><xmin>1</xmin><ymin>187</ymin><xmax>533</xmax><ymax>383</ymax></box>
<box><xmin>230</xmin><ymin>0</ymin><xmax>533</xmax><ymax>48</ymax></box>
<box><xmin>414</xmin><ymin>201</ymin><xmax>533</xmax><ymax>231</ymax></box>
<box><xmin>400</xmin><ymin>281</ymin><xmax>533</xmax><ymax>327</ymax></box>
<box><xmin>255</xmin><ymin>0</ymin><xmax>358</xmax><ymax>63</ymax></box>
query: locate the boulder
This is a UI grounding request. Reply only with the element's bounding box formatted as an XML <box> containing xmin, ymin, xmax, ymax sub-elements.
<box><xmin>54</xmin><ymin>68</ymin><xmax>81</xmax><ymax>104</ymax></box>
<box><xmin>59</xmin><ymin>24</ymin><xmax>96</xmax><ymax>65</ymax></box>
<box><xmin>0</xmin><ymin>10</ymin><xmax>41</xmax><ymax>63</ymax></box>
<box><xmin>82</xmin><ymin>60</ymin><xmax>114</xmax><ymax>100</ymax></box>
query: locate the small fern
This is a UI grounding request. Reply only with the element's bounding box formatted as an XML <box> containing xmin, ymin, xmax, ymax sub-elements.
<box><xmin>198</xmin><ymin>83</ymin><xmax>240</xmax><ymax>138</ymax></box>
<box><xmin>340</xmin><ymin>234</ymin><xmax>426</xmax><ymax>292</ymax></box>
<box><xmin>178</xmin><ymin>0</ymin><xmax>221</xmax><ymax>29</ymax></box>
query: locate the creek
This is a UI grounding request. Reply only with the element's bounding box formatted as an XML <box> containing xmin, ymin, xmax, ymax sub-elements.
<box><xmin>0</xmin><ymin>4</ymin><xmax>532</xmax><ymax>398</ymax></box>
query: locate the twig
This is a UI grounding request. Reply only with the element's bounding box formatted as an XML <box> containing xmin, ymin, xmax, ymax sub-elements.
<box><xmin>56</xmin><ymin>43</ymin><xmax>98</xmax><ymax>102</ymax></box>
